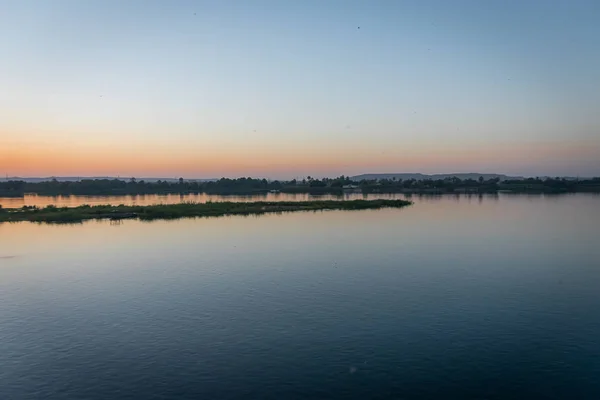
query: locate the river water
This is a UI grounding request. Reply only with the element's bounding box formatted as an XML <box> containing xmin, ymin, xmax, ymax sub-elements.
<box><xmin>1</xmin><ymin>193</ymin><xmax>599</xmax><ymax>399</ymax></box>
<box><xmin>2</xmin><ymin>192</ymin><xmax>406</xmax><ymax>208</ymax></box>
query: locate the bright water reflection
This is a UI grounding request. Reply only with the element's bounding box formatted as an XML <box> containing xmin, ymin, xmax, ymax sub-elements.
<box><xmin>0</xmin><ymin>191</ymin><xmax>581</xmax><ymax>208</ymax></box>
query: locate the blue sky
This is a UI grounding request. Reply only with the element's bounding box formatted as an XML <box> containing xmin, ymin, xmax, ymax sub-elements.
<box><xmin>1</xmin><ymin>0</ymin><xmax>599</xmax><ymax>178</ymax></box>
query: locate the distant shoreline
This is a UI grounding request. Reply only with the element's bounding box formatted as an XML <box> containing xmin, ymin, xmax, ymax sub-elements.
<box><xmin>1</xmin><ymin>176</ymin><xmax>599</xmax><ymax>197</ymax></box>
<box><xmin>0</xmin><ymin>199</ymin><xmax>412</xmax><ymax>223</ymax></box>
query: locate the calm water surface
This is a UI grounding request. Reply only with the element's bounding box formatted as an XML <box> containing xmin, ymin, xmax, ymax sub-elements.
<box><xmin>1</xmin><ymin>194</ymin><xmax>599</xmax><ymax>399</ymax></box>
<box><xmin>0</xmin><ymin>192</ymin><xmax>379</xmax><ymax>208</ymax></box>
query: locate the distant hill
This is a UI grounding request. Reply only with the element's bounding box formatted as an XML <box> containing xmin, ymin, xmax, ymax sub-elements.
<box><xmin>350</xmin><ymin>173</ymin><xmax>521</xmax><ymax>181</ymax></box>
<box><xmin>0</xmin><ymin>177</ymin><xmax>217</xmax><ymax>183</ymax></box>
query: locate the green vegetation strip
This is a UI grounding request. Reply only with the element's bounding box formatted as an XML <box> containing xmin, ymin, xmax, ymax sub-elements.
<box><xmin>0</xmin><ymin>200</ymin><xmax>412</xmax><ymax>223</ymax></box>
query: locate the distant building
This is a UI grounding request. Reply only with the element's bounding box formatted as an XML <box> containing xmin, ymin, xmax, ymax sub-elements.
<box><xmin>342</xmin><ymin>184</ymin><xmax>359</xmax><ymax>190</ymax></box>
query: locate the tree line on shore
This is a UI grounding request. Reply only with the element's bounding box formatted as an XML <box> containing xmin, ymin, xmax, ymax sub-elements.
<box><xmin>1</xmin><ymin>176</ymin><xmax>599</xmax><ymax>197</ymax></box>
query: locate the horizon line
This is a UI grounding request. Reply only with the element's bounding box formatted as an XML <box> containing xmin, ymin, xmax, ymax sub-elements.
<box><xmin>3</xmin><ymin>172</ymin><xmax>599</xmax><ymax>181</ymax></box>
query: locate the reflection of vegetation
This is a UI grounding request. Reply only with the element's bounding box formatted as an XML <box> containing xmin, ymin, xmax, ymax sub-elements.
<box><xmin>1</xmin><ymin>176</ymin><xmax>599</xmax><ymax>197</ymax></box>
<box><xmin>0</xmin><ymin>199</ymin><xmax>412</xmax><ymax>223</ymax></box>
<box><xmin>359</xmin><ymin>177</ymin><xmax>600</xmax><ymax>194</ymax></box>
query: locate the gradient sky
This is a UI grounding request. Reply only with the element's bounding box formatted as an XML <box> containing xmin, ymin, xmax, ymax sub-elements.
<box><xmin>1</xmin><ymin>0</ymin><xmax>599</xmax><ymax>178</ymax></box>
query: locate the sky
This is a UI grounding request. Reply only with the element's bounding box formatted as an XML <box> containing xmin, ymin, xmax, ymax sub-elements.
<box><xmin>1</xmin><ymin>0</ymin><xmax>599</xmax><ymax>179</ymax></box>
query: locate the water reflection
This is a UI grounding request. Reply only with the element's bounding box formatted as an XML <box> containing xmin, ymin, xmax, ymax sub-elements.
<box><xmin>0</xmin><ymin>192</ymin><xmax>390</xmax><ymax>208</ymax></box>
<box><xmin>1</xmin><ymin>194</ymin><xmax>599</xmax><ymax>399</ymax></box>
<box><xmin>0</xmin><ymin>191</ymin><xmax>589</xmax><ymax>209</ymax></box>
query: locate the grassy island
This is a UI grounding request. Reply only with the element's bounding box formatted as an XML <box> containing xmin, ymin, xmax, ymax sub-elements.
<box><xmin>0</xmin><ymin>199</ymin><xmax>412</xmax><ymax>223</ymax></box>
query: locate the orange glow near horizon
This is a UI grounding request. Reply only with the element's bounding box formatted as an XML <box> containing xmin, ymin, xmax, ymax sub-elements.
<box><xmin>2</xmin><ymin>133</ymin><xmax>599</xmax><ymax>178</ymax></box>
